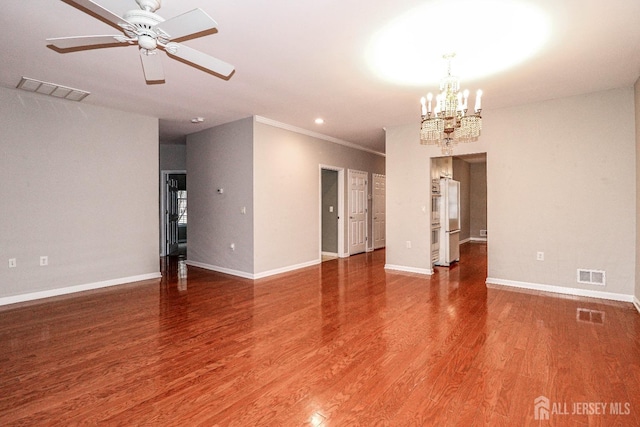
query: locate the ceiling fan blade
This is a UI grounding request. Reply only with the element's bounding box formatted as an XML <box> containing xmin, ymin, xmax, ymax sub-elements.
<box><xmin>65</xmin><ymin>0</ymin><xmax>133</xmax><ymax>30</ymax></box>
<box><xmin>154</xmin><ymin>9</ymin><xmax>218</xmax><ymax>41</ymax></box>
<box><xmin>47</xmin><ymin>35</ymin><xmax>127</xmax><ymax>49</ymax></box>
<box><xmin>165</xmin><ymin>43</ymin><xmax>234</xmax><ymax>77</ymax></box>
<box><xmin>139</xmin><ymin>49</ymin><xmax>165</xmax><ymax>82</ymax></box>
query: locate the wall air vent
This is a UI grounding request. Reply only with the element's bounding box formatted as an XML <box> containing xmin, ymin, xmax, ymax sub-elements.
<box><xmin>577</xmin><ymin>269</ymin><xmax>605</xmax><ymax>286</ymax></box>
<box><xmin>16</xmin><ymin>77</ymin><xmax>90</xmax><ymax>102</ymax></box>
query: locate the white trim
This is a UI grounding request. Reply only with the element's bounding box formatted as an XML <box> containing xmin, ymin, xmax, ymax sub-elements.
<box><xmin>384</xmin><ymin>264</ymin><xmax>433</xmax><ymax>275</ymax></box>
<box><xmin>185</xmin><ymin>260</ymin><xmax>254</xmax><ymax>279</ymax></box>
<box><xmin>160</xmin><ymin>169</ymin><xmax>186</xmax><ymax>256</ymax></box>
<box><xmin>486</xmin><ymin>277</ymin><xmax>634</xmax><ymax>303</ymax></box>
<box><xmin>0</xmin><ymin>273</ymin><xmax>162</xmax><ymax>307</ymax></box>
<box><xmin>348</xmin><ymin>169</ymin><xmax>369</xmax><ymax>256</ymax></box>
<box><xmin>634</xmin><ymin>296</ymin><xmax>640</xmax><ymax>314</ymax></box>
<box><xmin>253</xmin><ymin>259</ymin><xmax>321</xmax><ymax>279</ymax></box>
<box><xmin>372</xmin><ymin>173</ymin><xmax>386</xmax><ymax>250</ymax></box>
<box><xmin>185</xmin><ymin>259</ymin><xmax>321</xmax><ymax>280</ymax></box>
<box><xmin>255</xmin><ymin>115</ymin><xmax>385</xmax><ymax>157</ymax></box>
<box><xmin>319</xmin><ymin>165</ymin><xmax>346</xmax><ymax>258</ymax></box>
<box><xmin>469</xmin><ymin>237</ymin><xmax>487</xmax><ymax>243</ymax></box>
<box><xmin>321</xmin><ymin>251</ymin><xmax>338</xmax><ymax>257</ymax></box>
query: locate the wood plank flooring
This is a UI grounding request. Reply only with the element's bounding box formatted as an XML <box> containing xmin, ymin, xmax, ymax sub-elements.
<box><xmin>1</xmin><ymin>243</ymin><xmax>640</xmax><ymax>425</ymax></box>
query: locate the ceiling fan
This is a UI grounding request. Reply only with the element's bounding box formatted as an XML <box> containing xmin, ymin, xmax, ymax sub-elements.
<box><xmin>47</xmin><ymin>0</ymin><xmax>234</xmax><ymax>83</ymax></box>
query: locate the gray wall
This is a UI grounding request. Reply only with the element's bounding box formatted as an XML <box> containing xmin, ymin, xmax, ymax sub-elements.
<box><xmin>0</xmin><ymin>86</ymin><xmax>160</xmax><ymax>301</ymax></box>
<box><xmin>185</xmin><ymin>117</ymin><xmax>384</xmax><ymax>277</ymax></box>
<box><xmin>186</xmin><ymin>117</ymin><xmax>254</xmax><ymax>276</ymax></box>
<box><xmin>634</xmin><ymin>78</ymin><xmax>640</xmax><ymax>311</ymax></box>
<box><xmin>253</xmin><ymin>120</ymin><xmax>385</xmax><ymax>275</ymax></box>
<box><xmin>469</xmin><ymin>162</ymin><xmax>487</xmax><ymax>239</ymax></box>
<box><xmin>486</xmin><ymin>88</ymin><xmax>635</xmax><ymax>297</ymax></box>
<box><xmin>387</xmin><ymin>87</ymin><xmax>636</xmax><ymax>298</ymax></box>
<box><xmin>453</xmin><ymin>158</ymin><xmax>471</xmax><ymax>242</ymax></box>
<box><xmin>160</xmin><ymin>143</ymin><xmax>186</xmax><ymax>171</ymax></box>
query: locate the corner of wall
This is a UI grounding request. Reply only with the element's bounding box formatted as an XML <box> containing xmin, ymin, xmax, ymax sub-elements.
<box><xmin>634</xmin><ymin>76</ymin><xmax>640</xmax><ymax>308</ymax></box>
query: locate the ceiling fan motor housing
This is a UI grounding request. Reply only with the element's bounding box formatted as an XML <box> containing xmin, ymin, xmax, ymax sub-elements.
<box><xmin>121</xmin><ymin>9</ymin><xmax>167</xmax><ymax>48</ymax></box>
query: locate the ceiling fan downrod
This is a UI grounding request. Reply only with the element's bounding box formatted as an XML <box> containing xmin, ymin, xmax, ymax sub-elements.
<box><xmin>136</xmin><ymin>0</ymin><xmax>161</xmax><ymax>13</ymax></box>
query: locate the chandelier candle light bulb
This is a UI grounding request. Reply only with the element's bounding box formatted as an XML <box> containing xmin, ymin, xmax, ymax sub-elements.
<box><xmin>420</xmin><ymin>53</ymin><xmax>483</xmax><ymax>155</ymax></box>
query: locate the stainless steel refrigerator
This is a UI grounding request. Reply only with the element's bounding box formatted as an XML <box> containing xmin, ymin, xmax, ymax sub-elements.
<box><xmin>436</xmin><ymin>178</ymin><xmax>460</xmax><ymax>266</ymax></box>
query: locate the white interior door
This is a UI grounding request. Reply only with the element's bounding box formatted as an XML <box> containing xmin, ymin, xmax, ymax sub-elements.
<box><xmin>348</xmin><ymin>170</ymin><xmax>367</xmax><ymax>255</ymax></box>
<box><xmin>166</xmin><ymin>177</ymin><xmax>179</xmax><ymax>255</ymax></box>
<box><xmin>373</xmin><ymin>174</ymin><xmax>386</xmax><ymax>249</ymax></box>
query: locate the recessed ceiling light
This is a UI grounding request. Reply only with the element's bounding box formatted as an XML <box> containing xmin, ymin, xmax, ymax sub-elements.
<box><xmin>367</xmin><ymin>0</ymin><xmax>551</xmax><ymax>85</ymax></box>
<box><xmin>315</xmin><ymin>118</ymin><xmax>324</xmax><ymax>125</ymax></box>
<box><xmin>191</xmin><ymin>117</ymin><xmax>205</xmax><ymax>124</ymax></box>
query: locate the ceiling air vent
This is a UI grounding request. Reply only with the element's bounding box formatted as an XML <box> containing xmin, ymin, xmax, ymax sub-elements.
<box><xmin>16</xmin><ymin>77</ymin><xmax>90</xmax><ymax>101</ymax></box>
<box><xmin>577</xmin><ymin>269</ymin><xmax>605</xmax><ymax>286</ymax></box>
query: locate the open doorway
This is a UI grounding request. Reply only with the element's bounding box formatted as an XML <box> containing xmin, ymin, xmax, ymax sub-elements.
<box><xmin>453</xmin><ymin>154</ymin><xmax>487</xmax><ymax>245</ymax></box>
<box><xmin>161</xmin><ymin>170</ymin><xmax>187</xmax><ymax>257</ymax></box>
<box><xmin>431</xmin><ymin>154</ymin><xmax>487</xmax><ymax>267</ymax></box>
<box><xmin>320</xmin><ymin>166</ymin><xmax>345</xmax><ymax>261</ymax></box>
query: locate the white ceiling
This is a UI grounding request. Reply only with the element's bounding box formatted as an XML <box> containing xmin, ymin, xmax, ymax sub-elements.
<box><xmin>1</xmin><ymin>0</ymin><xmax>639</xmax><ymax>154</ymax></box>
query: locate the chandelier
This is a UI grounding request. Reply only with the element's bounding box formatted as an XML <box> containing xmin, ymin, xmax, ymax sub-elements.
<box><xmin>420</xmin><ymin>53</ymin><xmax>483</xmax><ymax>155</ymax></box>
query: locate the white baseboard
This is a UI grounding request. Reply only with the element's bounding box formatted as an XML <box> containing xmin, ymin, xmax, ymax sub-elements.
<box><xmin>321</xmin><ymin>251</ymin><xmax>338</xmax><ymax>257</ymax></box>
<box><xmin>185</xmin><ymin>260</ymin><xmax>254</xmax><ymax>279</ymax></box>
<box><xmin>0</xmin><ymin>272</ymin><xmax>162</xmax><ymax>307</ymax></box>
<box><xmin>634</xmin><ymin>296</ymin><xmax>640</xmax><ymax>314</ymax></box>
<box><xmin>384</xmin><ymin>264</ymin><xmax>433</xmax><ymax>275</ymax></box>
<box><xmin>186</xmin><ymin>258</ymin><xmax>321</xmax><ymax>280</ymax></box>
<box><xmin>486</xmin><ymin>277</ymin><xmax>634</xmax><ymax>303</ymax></box>
<box><xmin>253</xmin><ymin>259</ymin><xmax>321</xmax><ymax>279</ymax></box>
<box><xmin>460</xmin><ymin>238</ymin><xmax>487</xmax><ymax>245</ymax></box>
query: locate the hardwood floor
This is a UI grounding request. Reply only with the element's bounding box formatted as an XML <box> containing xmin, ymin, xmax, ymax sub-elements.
<box><xmin>1</xmin><ymin>243</ymin><xmax>640</xmax><ymax>426</ymax></box>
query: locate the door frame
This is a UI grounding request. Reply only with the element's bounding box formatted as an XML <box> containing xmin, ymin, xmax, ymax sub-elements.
<box><xmin>160</xmin><ymin>169</ymin><xmax>186</xmax><ymax>256</ymax></box>
<box><xmin>372</xmin><ymin>173</ymin><xmax>386</xmax><ymax>250</ymax></box>
<box><xmin>319</xmin><ymin>165</ymin><xmax>346</xmax><ymax>258</ymax></box>
<box><xmin>348</xmin><ymin>169</ymin><xmax>369</xmax><ymax>256</ymax></box>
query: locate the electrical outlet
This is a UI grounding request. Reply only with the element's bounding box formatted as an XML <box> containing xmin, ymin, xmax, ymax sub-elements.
<box><xmin>9</xmin><ymin>258</ymin><xmax>17</xmax><ymax>268</ymax></box>
<box><xmin>536</xmin><ymin>251</ymin><xmax>544</xmax><ymax>261</ymax></box>
<box><xmin>406</xmin><ymin>240</ymin><xmax>412</xmax><ymax>249</ymax></box>
<box><xmin>40</xmin><ymin>256</ymin><xmax>48</xmax><ymax>266</ymax></box>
